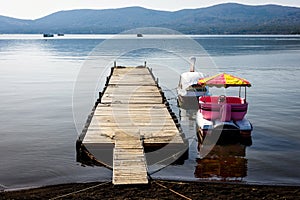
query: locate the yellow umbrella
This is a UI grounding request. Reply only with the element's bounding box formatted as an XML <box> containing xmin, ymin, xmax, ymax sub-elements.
<box><xmin>198</xmin><ymin>73</ymin><xmax>251</xmax><ymax>88</ymax></box>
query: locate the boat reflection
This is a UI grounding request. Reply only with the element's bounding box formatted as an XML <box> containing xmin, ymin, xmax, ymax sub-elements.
<box><xmin>195</xmin><ymin>138</ymin><xmax>252</xmax><ymax>182</ymax></box>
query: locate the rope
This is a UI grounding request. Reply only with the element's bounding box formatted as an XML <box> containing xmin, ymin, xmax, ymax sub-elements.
<box><xmin>49</xmin><ymin>145</ymin><xmax>190</xmax><ymax>199</ymax></box>
<box><xmin>155</xmin><ymin>181</ymin><xmax>192</xmax><ymax>200</ymax></box>
<box><xmin>148</xmin><ymin>148</ymin><xmax>188</xmax><ymax>175</ymax></box>
<box><xmin>49</xmin><ymin>181</ymin><xmax>111</xmax><ymax>200</ymax></box>
<box><xmin>146</xmin><ymin>131</ymin><xmax>197</xmax><ymax>176</ymax></box>
<box><xmin>162</xmin><ymin>87</ymin><xmax>177</xmax><ymax>92</ymax></box>
<box><xmin>167</xmin><ymin>97</ymin><xmax>177</xmax><ymax>101</ymax></box>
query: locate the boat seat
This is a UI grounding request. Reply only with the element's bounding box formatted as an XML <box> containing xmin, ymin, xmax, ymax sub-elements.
<box><xmin>199</xmin><ymin>96</ymin><xmax>245</xmax><ymax>104</ymax></box>
<box><xmin>199</xmin><ymin>96</ymin><xmax>248</xmax><ymax>121</ymax></box>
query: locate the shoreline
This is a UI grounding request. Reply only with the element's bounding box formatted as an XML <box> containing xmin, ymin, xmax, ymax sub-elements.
<box><xmin>2</xmin><ymin>180</ymin><xmax>300</xmax><ymax>200</ymax></box>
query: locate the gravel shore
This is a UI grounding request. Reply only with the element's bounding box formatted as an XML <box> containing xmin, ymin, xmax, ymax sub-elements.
<box><xmin>2</xmin><ymin>180</ymin><xmax>300</xmax><ymax>200</ymax></box>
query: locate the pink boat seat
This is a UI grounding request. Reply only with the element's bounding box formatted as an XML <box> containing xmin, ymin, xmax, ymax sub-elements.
<box><xmin>199</xmin><ymin>96</ymin><xmax>248</xmax><ymax>121</ymax></box>
<box><xmin>199</xmin><ymin>96</ymin><xmax>245</xmax><ymax>104</ymax></box>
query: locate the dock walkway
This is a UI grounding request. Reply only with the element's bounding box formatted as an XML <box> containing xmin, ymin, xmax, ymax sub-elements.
<box><xmin>81</xmin><ymin>66</ymin><xmax>184</xmax><ymax>185</ymax></box>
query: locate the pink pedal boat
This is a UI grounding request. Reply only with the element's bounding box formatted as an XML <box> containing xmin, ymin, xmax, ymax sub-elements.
<box><xmin>196</xmin><ymin>73</ymin><xmax>253</xmax><ymax>142</ymax></box>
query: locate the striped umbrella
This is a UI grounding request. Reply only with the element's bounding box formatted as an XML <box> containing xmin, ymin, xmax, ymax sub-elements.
<box><xmin>198</xmin><ymin>73</ymin><xmax>251</xmax><ymax>88</ymax></box>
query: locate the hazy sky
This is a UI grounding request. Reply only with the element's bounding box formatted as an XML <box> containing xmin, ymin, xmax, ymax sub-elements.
<box><xmin>1</xmin><ymin>0</ymin><xmax>300</xmax><ymax>19</ymax></box>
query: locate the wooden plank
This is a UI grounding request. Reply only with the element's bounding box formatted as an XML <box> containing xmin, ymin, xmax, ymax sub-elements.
<box><xmin>85</xmin><ymin>127</ymin><xmax>180</xmax><ymax>139</ymax></box>
<box><xmin>95</xmin><ymin>106</ymin><xmax>167</xmax><ymax>110</ymax></box>
<box><xmin>83</xmin><ymin>133</ymin><xmax>184</xmax><ymax>146</ymax></box>
<box><xmin>112</xmin><ymin>68</ymin><xmax>151</xmax><ymax>76</ymax></box>
<box><xmin>92</xmin><ymin>115</ymin><xmax>173</xmax><ymax>123</ymax></box>
<box><xmin>92</xmin><ymin>108</ymin><xmax>174</xmax><ymax>119</ymax></box>
<box><xmin>97</xmin><ymin>103</ymin><xmax>165</xmax><ymax>107</ymax></box>
<box><xmin>94</xmin><ymin>112</ymin><xmax>172</xmax><ymax>117</ymax></box>
<box><xmin>101</xmin><ymin>98</ymin><xmax>162</xmax><ymax>104</ymax></box>
<box><xmin>104</xmin><ymin>85</ymin><xmax>160</xmax><ymax>93</ymax></box>
<box><xmin>89</xmin><ymin>116</ymin><xmax>176</xmax><ymax>126</ymax></box>
<box><xmin>87</xmin><ymin>126</ymin><xmax>180</xmax><ymax>133</ymax></box>
<box><xmin>102</xmin><ymin>94</ymin><xmax>162</xmax><ymax>98</ymax></box>
<box><xmin>82</xmin><ymin>135</ymin><xmax>113</xmax><ymax>143</ymax></box>
<box><xmin>109</xmin><ymin>75</ymin><xmax>155</xmax><ymax>82</ymax></box>
<box><xmin>109</xmin><ymin>68</ymin><xmax>156</xmax><ymax>85</ymax></box>
<box><xmin>113</xmin><ymin>131</ymin><xmax>148</xmax><ymax>185</ymax></box>
<box><xmin>144</xmin><ymin>136</ymin><xmax>184</xmax><ymax>144</ymax></box>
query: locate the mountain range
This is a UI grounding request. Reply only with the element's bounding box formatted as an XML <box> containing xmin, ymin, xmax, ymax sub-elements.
<box><xmin>0</xmin><ymin>3</ymin><xmax>300</xmax><ymax>34</ymax></box>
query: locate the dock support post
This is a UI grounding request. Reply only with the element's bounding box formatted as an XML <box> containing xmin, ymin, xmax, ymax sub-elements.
<box><xmin>98</xmin><ymin>92</ymin><xmax>102</xmax><ymax>102</ymax></box>
<box><xmin>105</xmin><ymin>77</ymin><xmax>109</xmax><ymax>86</ymax></box>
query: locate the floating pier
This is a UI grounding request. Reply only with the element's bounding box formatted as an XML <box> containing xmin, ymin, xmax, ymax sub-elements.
<box><xmin>77</xmin><ymin>64</ymin><xmax>186</xmax><ymax>185</ymax></box>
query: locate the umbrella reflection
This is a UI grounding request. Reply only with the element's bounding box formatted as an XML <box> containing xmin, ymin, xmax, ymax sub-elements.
<box><xmin>195</xmin><ymin>139</ymin><xmax>251</xmax><ymax>182</ymax></box>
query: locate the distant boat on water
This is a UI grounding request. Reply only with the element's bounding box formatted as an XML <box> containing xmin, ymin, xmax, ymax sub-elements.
<box><xmin>137</xmin><ymin>33</ymin><xmax>143</xmax><ymax>37</ymax></box>
<box><xmin>43</xmin><ymin>33</ymin><xmax>54</xmax><ymax>37</ymax></box>
<box><xmin>57</xmin><ymin>33</ymin><xmax>64</xmax><ymax>36</ymax></box>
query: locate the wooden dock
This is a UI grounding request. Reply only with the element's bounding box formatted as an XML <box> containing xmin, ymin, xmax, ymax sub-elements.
<box><xmin>79</xmin><ymin>65</ymin><xmax>185</xmax><ymax>185</ymax></box>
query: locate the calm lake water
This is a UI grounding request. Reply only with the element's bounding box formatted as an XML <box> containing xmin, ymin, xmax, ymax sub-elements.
<box><xmin>0</xmin><ymin>34</ymin><xmax>300</xmax><ymax>190</ymax></box>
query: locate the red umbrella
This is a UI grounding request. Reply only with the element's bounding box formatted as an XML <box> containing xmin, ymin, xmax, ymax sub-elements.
<box><xmin>198</xmin><ymin>73</ymin><xmax>251</xmax><ymax>88</ymax></box>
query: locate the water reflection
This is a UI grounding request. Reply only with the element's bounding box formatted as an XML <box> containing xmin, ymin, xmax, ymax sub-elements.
<box><xmin>195</xmin><ymin>143</ymin><xmax>249</xmax><ymax>182</ymax></box>
<box><xmin>195</xmin><ymin>118</ymin><xmax>252</xmax><ymax>181</ymax></box>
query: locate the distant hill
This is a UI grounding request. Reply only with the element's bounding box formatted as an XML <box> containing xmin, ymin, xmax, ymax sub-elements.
<box><xmin>0</xmin><ymin>3</ymin><xmax>300</xmax><ymax>34</ymax></box>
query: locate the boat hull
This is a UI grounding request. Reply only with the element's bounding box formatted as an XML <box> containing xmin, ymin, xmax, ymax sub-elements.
<box><xmin>177</xmin><ymin>71</ymin><xmax>208</xmax><ymax>109</ymax></box>
<box><xmin>177</xmin><ymin>94</ymin><xmax>200</xmax><ymax>109</ymax></box>
<box><xmin>196</xmin><ymin>112</ymin><xmax>252</xmax><ymax>145</ymax></box>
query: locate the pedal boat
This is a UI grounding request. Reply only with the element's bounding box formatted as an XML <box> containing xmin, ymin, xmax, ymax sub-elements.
<box><xmin>177</xmin><ymin>57</ymin><xmax>209</xmax><ymax>108</ymax></box>
<box><xmin>196</xmin><ymin>73</ymin><xmax>253</xmax><ymax>142</ymax></box>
